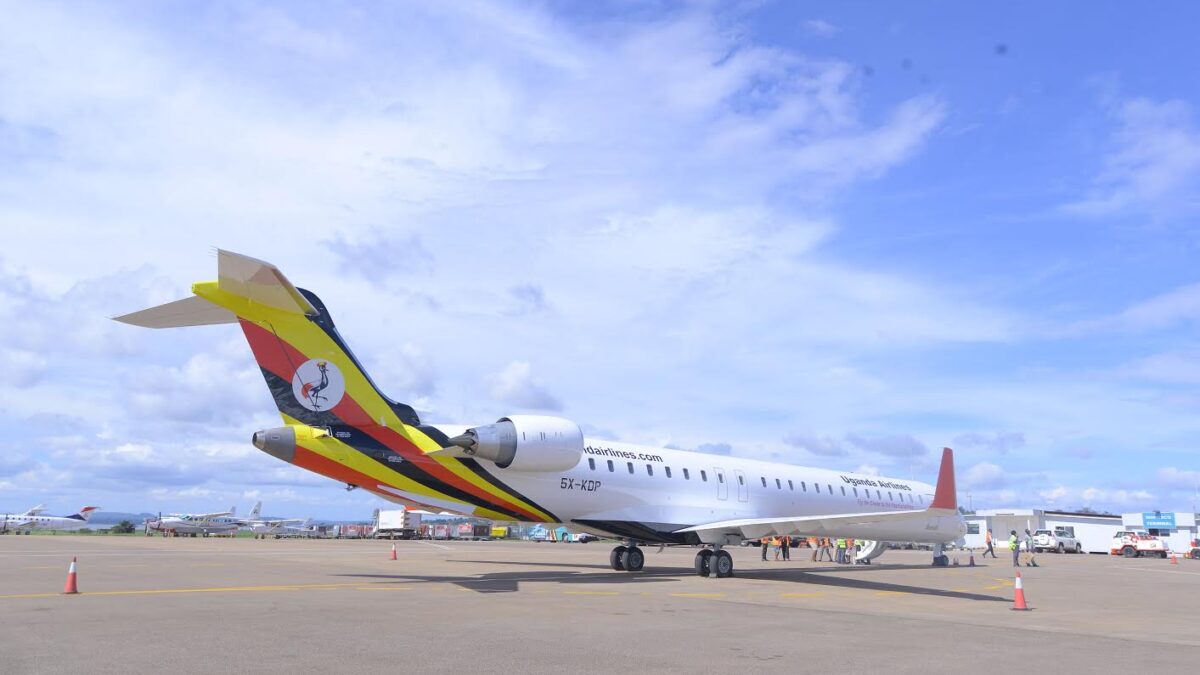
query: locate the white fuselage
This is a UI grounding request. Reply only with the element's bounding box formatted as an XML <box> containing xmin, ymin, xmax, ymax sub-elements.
<box><xmin>390</xmin><ymin>434</ymin><xmax>965</xmax><ymax>545</ymax></box>
<box><xmin>1</xmin><ymin>514</ymin><xmax>93</xmax><ymax>533</ymax></box>
<box><xmin>149</xmin><ymin>515</ymin><xmax>240</xmax><ymax>535</ymax></box>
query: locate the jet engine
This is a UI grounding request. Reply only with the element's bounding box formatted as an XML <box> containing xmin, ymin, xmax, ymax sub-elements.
<box><xmin>446</xmin><ymin>415</ymin><xmax>583</xmax><ymax>472</ymax></box>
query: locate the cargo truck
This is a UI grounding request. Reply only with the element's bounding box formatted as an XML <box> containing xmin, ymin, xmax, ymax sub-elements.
<box><xmin>373</xmin><ymin>509</ymin><xmax>423</xmax><ymax>540</ymax></box>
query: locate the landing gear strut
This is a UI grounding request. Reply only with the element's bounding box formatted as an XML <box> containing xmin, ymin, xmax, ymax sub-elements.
<box><xmin>931</xmin><ymin>542</ymin><xmax>949</xmax><ymax>567</ymax></box>
<box><xmin>695</xmin><ymin>546</ymin><xmax>733</xmax><ymax>578</ymax></box>
<box><xmin>609</xmin><ymin>543</ymin><xmax>644</xmax><ymax>572</ymax></box>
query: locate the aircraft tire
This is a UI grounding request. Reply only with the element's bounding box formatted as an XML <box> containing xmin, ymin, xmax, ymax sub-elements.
<box><xmin>694</xmin><ymin>549</ymin><xmax>713</xmax><ymax>577</ymax></box>
<box><xmin>713</xmin><ymin>550</ymin><xmax>734</xmax><ymax>578</ymax></box>
<box><xmin>610</xmin><ymin>545</ymin><xmax>627</xmax><ymax>571</ymax></box>
<box><xmin>622</xmin><ymin>547</ymin><xmax>645</xmax><ymax>572</ymax></box>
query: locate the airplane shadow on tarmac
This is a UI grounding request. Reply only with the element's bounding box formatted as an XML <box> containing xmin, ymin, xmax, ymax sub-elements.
<box><xmin>336</xmin><ymin>559</ymin><xmax>1007</xmax><ymax>601</ymax></box>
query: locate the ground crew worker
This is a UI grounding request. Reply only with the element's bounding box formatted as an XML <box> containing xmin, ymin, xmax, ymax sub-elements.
<box><xmin>847</xmin><ymin>538</ymin><xmax>856</xmax><ymax>565</ymax></box>
<box><xmin>822</xmin><ymin>538</ymin><xmax>835</xmax><ymax>562</ymax></box>
<box><xmin>810</xmin><ymin>537</ymin><xmax>820</xmax><ymax>562</ymax></box>
<box><xmin>1024</xmin><ymin>529</ymin><xmax>1039</xmax><ymax>567</ymax></box>
<box><xmin>984</xmin><ymin>528</ymin><xmax>996</xmax><ymax>558</ymax></box>
<box><xmin>781</xmin><ymin>535</ymin><xmax>791</xmax><ymax>561</ymax></box>
<box><xmin>1009</xmin><ymin>530</ymin><xmax>1019</xmax><ymax>567</ymax></box>
<box><xmin>761</xmin><ymin>537</ymin><xmax>768</xmax><ymax>561</ymax></box>
<box><xmin>836</xmin><ymin>537</ymin><xmax>847</xmax><ymax>564</ymax></box>
<box><xmin>772</xmin><ymin>536</ymin><xmax>782</xmax><ymax>561</ymax></box>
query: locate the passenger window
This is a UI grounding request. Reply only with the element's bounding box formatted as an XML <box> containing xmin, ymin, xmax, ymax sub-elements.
<box><xmin>683</xmin><ymin>468</ymin><xmax>690</xmax><ymax>480</ymax></box>
<box><xmin>761</xmin><ymin>476</ymin><xmax>767</xmax><ymax>487</ymax></box>
<box><xmin>802</xmin><ymin>482</ymin><xmax>807</xmax><ymax>492</ymax></box>
<box><xmin>876</xmin><ymin>490</ymin><xmax>881</xmax><ymax>500</ymax></box>
<box><xmin>840</xmin><ymin>486</ymin><xmax>846</xmax><ymax>496</ymax></box>
<box><xmin>888</xmin><ymin>491</ymin><xmax>893</xmax><ymax>501</ymax></box>
<box><xmin>607</xmin><ymin>460</ymin><xmax>614</xmax><ymax>472</ymax></box>
<box><xmin>853</xmin><ymin>487</ymin><xmax>859</xmax><ymax>497</ymax></box>
<box><xmin>815</xmin><ymin>484</ymin><xmax>821</xmax><ymax>494</ymax></box>
<box><xmin>827</xmin><ymin>484</ymin><xmax>833</xmax><ymax>494</ymax></box>
<box><xmin>718</xmin><ymin>473</ymin><xmax>725</xmax><ymax>484</ymax></box>
<box><xmin>776</xmin><ymin>479</ymin><xmax>781</xmax><ymax>489</ymax></box>
<box><xmin>588</xmin><ymin>458</ymin><xmax>595</xmax><ymax>470</ymax></box>
<box><xmin>647</xmin><ymin>464</ymin><xmax>653</xmax><ymax>476</ymax></box>
<box><xmin>788</xmin><ymin>480</ymin><xmax>794</xmax><ymax>491</ymax></box>
<box><xmin>665</xmin><ymin>467</ymin><xmax>672</xmax><ymax>478</ymax></box>
<box><xmin>738</xmin><ymin>475</ymin><xmax>744</xmax><ymax>485</ymax></box>
<box><xmin>627</xmin><ymin>462</ymin><xmax>634</xmax><ymax>474</ymax></box>
<box><xmin>701</xmin><ymin>470</ymin><xmax>707</xmax><ymax>482</ymax></box>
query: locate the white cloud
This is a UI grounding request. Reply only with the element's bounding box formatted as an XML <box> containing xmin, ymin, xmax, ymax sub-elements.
<box><xmin>783</xmin><ymin>433</ymin><xmax>846</xmax><ymax>457</ymax></box>
<box><xmin>1117</xmin><ymin>284</ymin><xmax>1200</xmax><ymax>331</ymax></box>
<box><xmin>1158</xmin><ymin>467</ymin><xmax>1200</xmax><ymax>489</ymax></box>
<box><xmin>801</xmin><ymin>20</ymin><xmax>839</xmax><ymax>38</ymax></box>
<box><xmin>1039</xmin><ymin>485</ymin><xmax>1069</xmax><ymax>503</ymax></box>
<box><xmin>1064</xmin><ymin>97</ymin><xmax>1200</xmax><ymax>217</ymax></box>
<box><xmin>953</xmin><ymin>431</ymin><xmax>1025</xmax><ymax>455</ymax></box>
<box><xmin>488</xmin><ymin>361</ymin><xmax>562</xmax><ymax>411</ymax></box>
<box><xmin>846</xmin><ymin>433</ymin><xmax>927</xmax><ymax>458</ymax></box>
<box><xmin>962</xmin><ymin>462</ymin><xmax>1007</xmax><ymax>490</ymax></box>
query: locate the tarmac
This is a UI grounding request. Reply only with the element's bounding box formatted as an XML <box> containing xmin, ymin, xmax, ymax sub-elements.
<box><xmin>1</xmin><ymin>536</ymin><xmax>1197</xmax><ymax>673</ymax></box>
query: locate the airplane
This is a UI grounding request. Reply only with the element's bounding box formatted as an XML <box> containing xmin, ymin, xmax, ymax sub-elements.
<box><xmin>240</xmin><ymin>501</ymin><xmax>307</xmax><ymax>538</ymax></box>
<box><xmin>116</xmin><ymin>250</ymin><xmax>966</xmax><ymax>578</ymax></box>
<box><xmin>1</xmin><ymin>506</ymin><xmax>100</xmax><ymax>534</ymax></box>
<box><xmin>144</xmin><ymin>506</ymin><xmax>241</xmax><ymax>537</ymax></box>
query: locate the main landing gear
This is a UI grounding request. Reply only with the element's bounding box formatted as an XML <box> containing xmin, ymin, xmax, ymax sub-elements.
<box><xmin>609</xmin><ymin>543</ymin><xmax>645</xmax><ymax>572</ymax></box>
<box><xmin>694</xmin><ymin>546</ymin><xmax>734</xmax><ymax>578</ymax></box>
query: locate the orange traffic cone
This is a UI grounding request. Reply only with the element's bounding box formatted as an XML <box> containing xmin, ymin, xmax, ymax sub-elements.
<box><xmin>968</xmin><ymin>551</ymin><xmax>976</xmax><ymax>567</ymax></box>
<box><xmin>389</xmin><ymin>543</ymin><xmax>397</xmax><ymax>561</ymax></box>
<box><xmin>1011</xmin><ymin>570</ymin><xmax>1030</xmax><ymax>611</ymax></box>
<box><xmin>1170</xmin><ymin>553</ymin><xmax>1178</xmax><ymax>565</ymax></box>
<box><xmin>63</xmin><ymin>557</ymin><xmax>79</xmax><ymax>595</ymax></box>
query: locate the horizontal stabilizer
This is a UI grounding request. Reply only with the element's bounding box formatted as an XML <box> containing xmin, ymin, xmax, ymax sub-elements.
<box><xmin>217</xmin><ymin>249</ymin><xmax>317</xmax><ymax>316</ymax></box>
<box><xmin>113</xmin><ymin>296</ymin><xmax>236</xmax><ymax>328</ymax></box>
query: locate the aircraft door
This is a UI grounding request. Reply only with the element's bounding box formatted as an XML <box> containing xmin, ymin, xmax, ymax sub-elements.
<box><xmin>715</xmin><ymin>467</ymin><xmax>728</xmax><ymax>501</ymax></box>
<box><xmin>734</xmin><ymin>469</ymin><xmax>748</xmax><ymax>502</ymax></box>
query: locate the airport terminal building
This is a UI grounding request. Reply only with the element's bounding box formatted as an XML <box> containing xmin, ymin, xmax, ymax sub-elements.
<box><xmin>962</xmin><ymin>509</ymin><xmax>1198</xmax><ymax>554</ymax></box>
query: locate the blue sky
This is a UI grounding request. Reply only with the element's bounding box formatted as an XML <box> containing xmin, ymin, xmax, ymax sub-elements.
<box><xmin>2</xmin><ymin>1</ymin><xmax>1199</xmax><ymax>519</ymax></box>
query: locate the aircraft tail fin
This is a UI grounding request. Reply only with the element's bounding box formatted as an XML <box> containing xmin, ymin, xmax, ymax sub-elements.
<box><xmin>929</xmin><ymin>447</ymin><xmax>957</xmax><ymax>511</ymax></box>
<box><xmin>23</xmin><ymin>504</ymin><xmax>45</xmax><ymax>516</ymax></box>
<box><xmin>229</xmin><ymin>505</ymin><xmax>237</xmax><ymax>517</ymax></box>
<box><xmin>69</xmin><ymin>506</ymin><xmax>100</xmax><ymax>522</ymax></box>
<box><xmin>249</xmin><ymin>501</ymin><xmax>262</xmax><ymax>519</ymax></box>
<box><xmin>114</xmin><ymin>249</ymin><xmax>420</xmax><ymax>430</ymax></box>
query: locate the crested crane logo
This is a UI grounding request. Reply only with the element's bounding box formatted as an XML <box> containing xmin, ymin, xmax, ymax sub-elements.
<box><xmin>292</xmin><ymin>359</ymin><xmax>345</xmax><ymax>412</ymax></box>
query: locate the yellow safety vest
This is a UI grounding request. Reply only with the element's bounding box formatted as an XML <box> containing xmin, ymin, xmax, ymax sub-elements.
<box><xmin>1008</xmin><ymin>535</ymin><xmax>1018</xmax><ymax>551</ymax></box>
<box><xmin>836</xmin><ymin>539</ymin><xmax>846</xmax><ymax>549</ymax></box>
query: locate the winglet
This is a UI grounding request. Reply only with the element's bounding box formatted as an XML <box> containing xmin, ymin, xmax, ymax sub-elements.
<box><xmin>929</xmin><ymin>447</ymin><xmax>957</xmax><ymax>510</ymax></box>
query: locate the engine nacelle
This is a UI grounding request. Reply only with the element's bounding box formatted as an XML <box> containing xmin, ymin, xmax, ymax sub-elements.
<box><xmin>448</xmin><ymin>415</ymin><xmax>583</xmax><ymax>472</ymax></box>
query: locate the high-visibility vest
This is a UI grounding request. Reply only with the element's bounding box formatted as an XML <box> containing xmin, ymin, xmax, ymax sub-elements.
<box><xmin>1008</xmin><ymin>535</ymin><xmax>1018</xmax><ymax>551</ymax></box>
<box><xmin>836</xmin><ymin>538</ymin><xmax>846</xmax><ymax>549</ymax></box>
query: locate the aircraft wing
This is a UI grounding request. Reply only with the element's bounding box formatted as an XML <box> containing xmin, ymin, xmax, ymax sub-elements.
<box><xmin>676</xmin><ymin>507</ymin><xmax>956</xmax><ymax>541</ymax></box>
<box><xmin>677</xmin><ymin>447</ymin><xmax>960</xmax><ymax>542</ymax></box>
<box><xmin>195</xmin><ymin>511</ymin><xmax>233</xmax><ymax>520</ymax></box>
